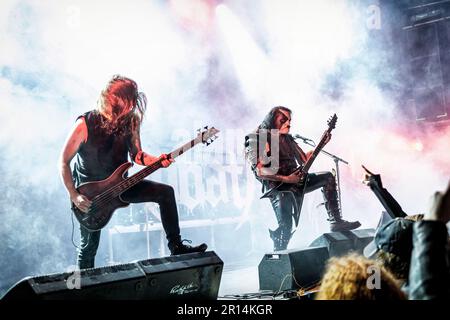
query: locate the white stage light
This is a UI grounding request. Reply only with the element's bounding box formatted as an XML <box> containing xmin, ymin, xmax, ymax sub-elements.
<box><xmin>216</xmin><ymin>4</ymin><xmax>269</xmax><ymax>101</ymax></box>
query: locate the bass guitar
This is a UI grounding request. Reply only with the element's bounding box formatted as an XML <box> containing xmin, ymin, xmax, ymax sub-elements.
<box><xmin>72</xmin><ymin>126</ymin><xmax>220</xmax><ymax>231</ymax></box>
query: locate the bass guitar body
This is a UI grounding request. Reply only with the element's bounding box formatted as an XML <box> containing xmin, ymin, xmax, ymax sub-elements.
<box><xmin>72</xmin><ymin>162</ymin><xmax>132</xmax><ymax>231</ymax></box>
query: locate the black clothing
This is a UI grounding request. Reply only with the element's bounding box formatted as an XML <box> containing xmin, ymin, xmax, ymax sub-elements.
<box><xmin>73</xmin><ymin>110</ymin><xmax>202</xmax><ymax>269</ymax></box>
<box><xmin>277</xmin><ymin>134</ymin><xmax>302</xmax><ymax>175</ymax></box>
<box><xmin>365</xmin><ymin>173</ymin><xmax>408</xmax><ymax>219</ymax></box>
<box><xmin>121</xmin><ymin>180</ymin><xmax>181</xmax><ymax>246</ymax></box>
<box><xmin>73</xmin><ymin>110</ymin><xmax>131</xmax><ymax>188</ymax></box>
<box><xmin>78</xmin><ymin>180</ymin><xmax>182</xmax><ymax>269</ymax></box>
<box><xmin>408</xmin><ymin>220</ymin><xmax>450</xmax><ymax>300</ymax></box>
<box><xmin>269</xmin><ymin>171</ymin><xmax>337</xmax><ymax>250</ymax></box>
<box><xmin>245</xmin><ymin>131</ymin><xmax>356</xmax><ymax>251</ymax></box>
<box><xmin>245</xmin><ymin>132</ymin><xmax>303</xmax><ymax>192</ymax></box>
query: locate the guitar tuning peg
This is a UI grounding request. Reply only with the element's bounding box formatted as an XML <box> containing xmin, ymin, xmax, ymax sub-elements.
<box><xmin>214</xmin><ymin>135</ymin><xmax>218</xmax><ymax>139</ymax></box>
<box><xmin>204</xmin><ymin>126</ymin><xmax>209</xmax><ymax>130</ymax></box>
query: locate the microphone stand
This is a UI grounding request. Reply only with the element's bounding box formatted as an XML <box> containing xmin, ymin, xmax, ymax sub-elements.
<box><xmin>295</xmin><ymin>136</ymin><xmax>349</xmax><ymax>213</ymax></box>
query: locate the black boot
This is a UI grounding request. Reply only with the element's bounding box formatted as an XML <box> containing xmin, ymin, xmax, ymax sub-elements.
<box><xmin>169</xmin><ymin>239</ymin><xmax>208</xmax><ymax>256</ymax></box>
<box><xmin>78</xmin><ymin>258</ymin><xmax>94</xmax><ymax>270</ymax></box>
<box><xmin>325</xmin><ymin>197</ymin><xmax>361</xmax><ymax>232</ymax></box>
<box><xmin>269</xmin><ymin>228</ymin><xmax>291</xmax><ymax>251</ymax></box>
<box><xmin>323</xmin><ymin>176</ymin><xmax>361</xmax><ymax>232</ymax></box>
<box><xmin>327</xmin><ymin>207</ymin><xmax>361</xmax><ymax>232</ymax></box>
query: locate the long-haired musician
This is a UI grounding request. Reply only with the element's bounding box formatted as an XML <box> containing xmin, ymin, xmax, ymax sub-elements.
<box><xmin>59</xmin><ymin>75</ymin><xmax>207</xmax><ymax>269</ymax></box>
<box><xmin>245</xmin><ymin>106</ymin><xmax>360</xmax><ymax>251</ymax></box>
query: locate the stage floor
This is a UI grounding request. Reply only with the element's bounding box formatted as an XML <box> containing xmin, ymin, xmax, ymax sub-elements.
<box><xmin>219</xmin><ymin>258</ymin><xmax>260</xmax><ymax>299</ymax></box>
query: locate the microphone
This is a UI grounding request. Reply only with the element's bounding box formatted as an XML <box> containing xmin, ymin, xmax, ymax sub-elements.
<box><xmin>293</xmin><ymin>134</ymin><xmax>314</xmax><ymax>143</ymax></box>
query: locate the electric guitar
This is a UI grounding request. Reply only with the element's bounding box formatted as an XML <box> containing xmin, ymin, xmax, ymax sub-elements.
<box><xmin>72</xmin><ymin>126</ymin><xmax>220</xmax><ymax>231</ymax></box>
<box><xmin>260</xmin><ymin>114</ymin><xmax>337</xmax><ymax>226</ymax></box>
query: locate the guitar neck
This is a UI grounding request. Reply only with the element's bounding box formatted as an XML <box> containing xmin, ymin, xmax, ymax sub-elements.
<box><xmin>113</xmin><ymin>135</ymin><xmax>204</xmax><ymax>196</ymax></box>
<box><xmin>169</xmin><ymin>134</ymin><xmax>204</xmax><ymax>160</ymax></box>
<box><xmin>301</xmin><ymin>130</ymin><xmax>331</xmax><ymax>174</ymax></box>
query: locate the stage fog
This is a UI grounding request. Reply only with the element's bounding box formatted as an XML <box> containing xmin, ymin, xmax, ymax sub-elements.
<box><xmin>0</xmin><ymin>0</ymin><xmax>449</xmax><ymax>296</ymax></box>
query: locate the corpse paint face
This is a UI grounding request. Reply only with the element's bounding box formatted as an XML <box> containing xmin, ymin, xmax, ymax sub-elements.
<box><xmin>274</xmin><ymin>109</ymin><xmax>292</xmax><ymax>134</ymax></box>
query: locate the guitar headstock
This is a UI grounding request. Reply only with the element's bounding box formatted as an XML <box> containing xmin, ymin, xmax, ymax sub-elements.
<box><xmin>197</xmin><ymin>126</ymin><xmax>220</xmax><ymax>146</ymax></box>
<box><xmin>327</xmin><ymin>114</ymin><xmax>337</xmax><ymax>130</ymax></box>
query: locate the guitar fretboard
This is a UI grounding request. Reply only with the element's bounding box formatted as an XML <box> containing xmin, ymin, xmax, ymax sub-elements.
<box><xmin>301</xmin><ymin>114</ymin><xmax>336</xmax><ymax>174</ymax></box>
<box><xmin>95</xmin><ymin>135</ymin><xmax>205</xmax><ymax>203</ymax></box>
<box><xmin>302</xmin><ymin>132</ymin><xmax>329</xmax><ymax>174</ymax></box>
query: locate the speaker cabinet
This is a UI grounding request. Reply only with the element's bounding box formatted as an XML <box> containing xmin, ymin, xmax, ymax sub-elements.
<box><xmin>2</xmin><ymin>251</ymin><xmax>223</xmax><ymax>300</ymax></box>
<box><xmin>309</xmin><ymin>229</ymin><xmax>375</xmax><ymax>257</ymax></box>
<box><xmin>258</xmin><ymin>246</ymin><xmax>329</xmax><ymax>291</ymax></box>
<box><xmin>137</xmin><ymin>252</ymin><xmax>223</xmax><ymax>300</ymax></box>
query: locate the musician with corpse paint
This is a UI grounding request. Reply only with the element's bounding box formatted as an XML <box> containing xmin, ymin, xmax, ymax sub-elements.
<box><xmin>244</xmin><ymin>106</ymin><xmax>360</xmax><ymax>251</ymax></box>
<box><xmin>59</xmin><ymin>75</ymin><xmax>207</xmax><ymax>269</ymax></box>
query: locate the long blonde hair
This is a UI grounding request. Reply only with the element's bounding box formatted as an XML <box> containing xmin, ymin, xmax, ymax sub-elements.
<box><xmin>315</xmin><ymin>253</ymin><xmax>406</xmax><ymax>300</ymax></box>
<box><xmin>97</xmin><ymin>75</ymin><xmax>147</xmax><ymax>135</ymax></box>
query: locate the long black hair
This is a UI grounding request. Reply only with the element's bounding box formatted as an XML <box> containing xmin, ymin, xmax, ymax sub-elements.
<box><xmin>258</xmin><ymin>106</ymin><xmax>292</xmax><ymax>131</ymax></box>
<box><xmin>245</xmin><ymin>105</ymin><xmax>292</xmax><ymax>166</ymax></box>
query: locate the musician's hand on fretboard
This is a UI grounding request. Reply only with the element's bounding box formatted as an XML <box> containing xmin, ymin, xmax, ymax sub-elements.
<box><xmin>159</xmin><ymin>153</ymin><xmax>175</xmax><ymax>168</ymax></box>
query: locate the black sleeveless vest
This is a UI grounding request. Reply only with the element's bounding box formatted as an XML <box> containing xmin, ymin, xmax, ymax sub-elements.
<box><xmin>72</xmin><ymin>110</ymin><xmax>132</xmax><ymax>188</ymax></box>
<box><xmin>277</xmin><ymin>134</ymin><xmax>303</xmax><ymax>175</ymax></box>
<box><xmin>245</xmin><ymin>132</ymin><xmax>303</xmax><ymax>192</ymax></box>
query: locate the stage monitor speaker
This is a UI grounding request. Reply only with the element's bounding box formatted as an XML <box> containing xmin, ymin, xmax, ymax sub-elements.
<box><xmin>258</xmin><ymin>246</ymin><xmax>329</xmax><ymax>291</ymax></box>
<box><xmin>2</xmin><ymin>251</ymin><xmax>223</xmax><ymax>300</ymax></box>
<box><xmin>309</xmin><ymin>229</ymin><xmax>375</xmax><ymax>257</ymax></box>
<box><xmin>137</xmin><ymin>252</ymin><xmax>223</xmax><ymax>300</ymax></box>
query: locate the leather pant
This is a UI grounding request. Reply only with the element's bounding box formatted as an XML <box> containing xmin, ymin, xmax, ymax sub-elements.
<box><xmin>77</xmin><ymin>180</ymin><xmax>181</xmax><ymax>269</ymax></box>
<box><xmin>269</xmin><ymin>171</ymin><xmax>338</xmax><ymax>251</ymax></box>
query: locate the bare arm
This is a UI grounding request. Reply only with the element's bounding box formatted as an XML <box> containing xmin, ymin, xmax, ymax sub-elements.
<box><xmin>256</xmin><ymin>163</ymin><xmax>300</xmax><ymax>184</ymax></box>
<box><xmin>58</xmin><ymin>118</ymin><xmax>92</xmax><ymax>212</ymax></box>
<box><xmin>129</xmin><ymin>127</ymin><xmax>173</xmax><ymax>168</ymax></box>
